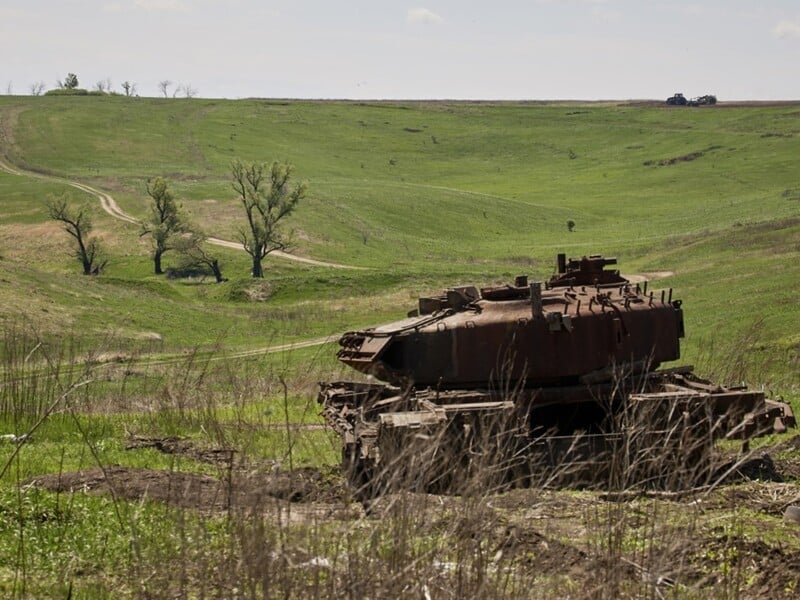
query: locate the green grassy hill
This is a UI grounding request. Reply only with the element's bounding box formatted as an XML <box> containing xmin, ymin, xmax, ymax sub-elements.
<box><xmin>1</xmin><ymin>96</ymin><xmax>798</xmax><ymax>387</ymax></box>
<box><xmin>1</xmin><ymin>96</ymin><xmax>799</xmax><ymax>597</ymax></box>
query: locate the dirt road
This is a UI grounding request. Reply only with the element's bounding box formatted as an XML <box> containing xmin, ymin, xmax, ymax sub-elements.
<box><xmin>0</xmin><ymin>157</ymin><xmax>361</xmax><ymax>270</ymax></box>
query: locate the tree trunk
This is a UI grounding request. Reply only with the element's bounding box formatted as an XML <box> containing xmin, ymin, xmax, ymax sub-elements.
<box><xmin>252</xmin><ymin>256</ymin><xmax>263</xmax><ymax>278</ymax></box>
<box><xmin>77</xmin><ymin>238</ymin><xmax>92</xmax><ymax>275</ymax></box>
<box><xmin>154</xmin><ymin>251</ymin><xmax>163</xmax><ymax>275</ymax></box>
<box><xmin>211</xmin><ymin>259</ymin><xmax>225</xmax><ymax>283</ymax></box>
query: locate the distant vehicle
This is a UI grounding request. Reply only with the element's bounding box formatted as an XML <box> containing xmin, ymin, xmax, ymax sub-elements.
<box><xmin>666</xmin><ymin>93</ymin><xmax>717</xmax><ymax>107</ymax></box>
<box><xmin>666</xmin><ymin>92</ymin><xmax>688</xmax><ymax>106</ymax></box>
<box><xmin>687</xmin><ymin>94</ymin><xmax>718</xmax><ymax>106</ymax></box>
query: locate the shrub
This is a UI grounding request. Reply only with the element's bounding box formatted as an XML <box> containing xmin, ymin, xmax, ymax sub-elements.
<box><xmin>44</xmin><ymin>88</ymin><xmax>106</xmax><ymax>97</ymax></box>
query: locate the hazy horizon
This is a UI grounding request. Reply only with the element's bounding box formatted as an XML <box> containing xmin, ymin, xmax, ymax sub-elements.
<box><xmin>3</xmin><ymin>1</ymin><xmax>799</xmax><ymax>101</ymax></box>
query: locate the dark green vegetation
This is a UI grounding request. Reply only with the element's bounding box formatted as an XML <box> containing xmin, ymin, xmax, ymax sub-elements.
<box><xmin>1</xmin><ymin>96</ymin><xmax>799</xmax><ymax>597</ymax></box>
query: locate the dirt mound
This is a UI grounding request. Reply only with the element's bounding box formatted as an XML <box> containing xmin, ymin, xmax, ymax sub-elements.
<box><xmin>27</xmin><ymin>465</ymin><xmax>355</xmax><ymax>517</ymax></box>
<box><xmin>30</xmin><ymin>467</ymin><xmax>223</xmax><ymax>510</ymax></box>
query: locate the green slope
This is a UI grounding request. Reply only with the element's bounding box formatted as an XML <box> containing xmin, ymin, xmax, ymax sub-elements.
<box><xmin>0</xmin><ymin>96</ymin><xmax>798</xmax><ymax>390</ymax></box>
<box><xmin>4</xmin><ymin>97</ymin><xmax>798</xmax><ymax>265</ymax></box>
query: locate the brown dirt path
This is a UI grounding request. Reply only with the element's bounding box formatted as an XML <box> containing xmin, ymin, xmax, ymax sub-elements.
<box><xmin>0</xmin><ymin>156</ymin><xmax>361</xmax><ymax>270</ymax></box>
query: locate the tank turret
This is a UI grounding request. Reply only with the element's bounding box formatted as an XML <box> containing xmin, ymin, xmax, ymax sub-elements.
<box><xmin>337</xmin><ymin>254</ymin><xmax>682</xmax><ymax>388</ymax></box>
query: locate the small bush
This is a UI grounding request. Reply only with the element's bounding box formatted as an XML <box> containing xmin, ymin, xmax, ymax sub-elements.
<box><xmin>44</xmin><ymin>88</ymin><xmax>106</xmax><ymax>97</ymax></box>
<box><xmin>225</xmin><ymin>279</ymin><xmax>274</xmax><ymax>302</ymax></box>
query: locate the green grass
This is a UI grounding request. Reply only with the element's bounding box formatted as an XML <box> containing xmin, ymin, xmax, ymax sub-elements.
<box><xmin>2</xmin><ymin>96</ymin><xmax>798</xmax><ymax>391</ymax></box>
<box><xmin>4</xmin><ymin>97</ymin><xmax>798</xmax><ymax>267</ymax></box>
<box><xmin>1</xmin><ymin>96</ymin><xmax>799</xmax><ymax>597</ymax></box>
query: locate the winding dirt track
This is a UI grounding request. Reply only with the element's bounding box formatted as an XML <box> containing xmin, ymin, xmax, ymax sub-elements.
<box><xmin>0</xmin><ymin>156</ymin><xmax>351</xmax><ymax>360</ymax></box>
<box><xmin>0</xmin><ymin>157</ymin><xmax>359</xmax><ymax>270</ymax></box>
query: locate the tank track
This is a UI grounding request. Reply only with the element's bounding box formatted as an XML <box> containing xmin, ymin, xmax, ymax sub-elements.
<box><xmin>319</xmin><ymin>368</ymin><xmax>795</xmax><ymax>499</ymax></box>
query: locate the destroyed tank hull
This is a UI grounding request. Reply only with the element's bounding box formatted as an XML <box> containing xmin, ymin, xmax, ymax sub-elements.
<box><xmin>319</xmin><ymin>254</ymin><xmax>795</xmax><ymax>498</ymax></box>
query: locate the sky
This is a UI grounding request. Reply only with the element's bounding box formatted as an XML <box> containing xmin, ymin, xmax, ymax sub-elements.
<box><xmin>2</xmin><ymin>0</ymin><xmax>800</xmax><ymax>100</ymax></box>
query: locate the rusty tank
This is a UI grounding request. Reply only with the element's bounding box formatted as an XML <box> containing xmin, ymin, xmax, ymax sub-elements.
<box><xmin>319</xmin><ymin>254</ymin><xmax>795</xmax><ymax>498</ymax></box>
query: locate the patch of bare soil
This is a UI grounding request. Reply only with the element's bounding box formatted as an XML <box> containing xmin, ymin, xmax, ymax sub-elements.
<box><xmin>28</xmin><ymin>436</ymin><xmax>355</xmax><ymax>516</ymax></box>
<box><xmin>625</xmin><ymin>271</ymin><xmax>674</xmax><ymax>283</ymax></box>
<box><xmin>28</xmin><ymin>465</ymin><xmax>358</xmax><ymax>520</ymax></box>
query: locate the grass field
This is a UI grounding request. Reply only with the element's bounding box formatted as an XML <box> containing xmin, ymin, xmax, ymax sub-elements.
<box><xmin>2</xmin><ymin>96</ymin><xmax>798</xmax><ymax>381</ymax></box>
<box><xmin>1</xmin><ymin>96</ymin><xmax>799</xmax><ymax>597</ymax></box>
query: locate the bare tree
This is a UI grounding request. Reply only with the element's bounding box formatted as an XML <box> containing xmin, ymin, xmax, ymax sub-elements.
<box><xmin>29</xmin><ymin>81</ymin><xmax>46</xmax><ymax>96</ymax></box>
<box><xmin>47</xmin><ymin>195</ymin><xmax>107</xmax><ymax>275</ymax></box>
<box><xmin>94</xmin><ymin>78</ymin><xmax>112</xmax><ymax>93</ymax></box>
<box><xmin>121</xmin><ymin>81</ymin><xmax>137</xmax><ymax>97</ymax></box>
<box><xmin>158</xmin><ymin>80</ymin><xmax>172</xmax><ymax>98</ymax></box>
<box><xmin>141</xmin><ymin>177</ymin><xmax>191</xmax><ymax>275</ymax></box>
<box><xmin>5</xmin><ymin>81</ymin><xmax>12</xmax><ymax>95</ymax></box>
<box><xmin>175</xmin><ymin>232</ymin><xmax>226</xmax><ymax>283</ymax></box>
<box><xmin>180</xmin><ymin>84</ymin><xmax>198</xmax><ymax>98</ymax></box>
<box><xmin>232</xmin><ymin>159</ymin><xmax>307</xmax><ymax>278</ymax></box>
